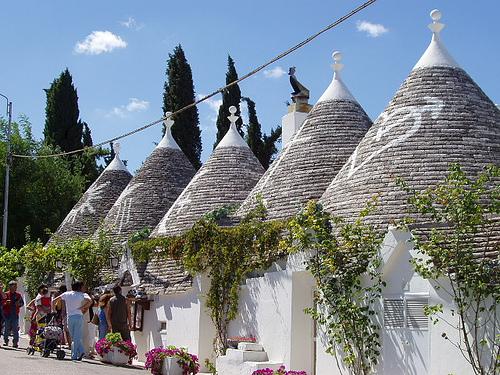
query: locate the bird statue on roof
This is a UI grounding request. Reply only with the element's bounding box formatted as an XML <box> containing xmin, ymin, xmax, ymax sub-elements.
<box><xmin>288</xmin><ymin>67</ymin><xmax>310</xmax><ymax>103</ymax></box>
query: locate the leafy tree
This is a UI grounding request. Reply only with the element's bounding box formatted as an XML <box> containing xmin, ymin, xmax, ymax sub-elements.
<box><xmin>44</xmin><ymin>68</ymin><xmax>83</xmax><ymax>153</ymax></box>
<box><xmin>214</xmin><ymin>55</ymin><xmax>243</xmax><ymax>148</ymax></box>
<box><xmin>285</xmin><ymin>200</ymin><xmax>384</xmax><ymax>375</ymax></box>
<box><xmin>0</xmin><ymin>117</ymin><xmax>86</xmax><ymax>249</ymax></box>
<box><xmin>162</xmin><ymin>44</ymin><xmax>202</xmax><ymax>169</ymax></box>
<box><xmin>242</xmin><ymin>97</ymin><xmax>282</xmax><ymax>169</ymax></box>
<box><xmin>398</xmin><ymin>164</ymin><xmax>499</xmax><ymax>375</ymax></box>
<box><xmin>44</xmin><ymin>68</ymin><xmax>99</xmax><ymax>184</ymax></box>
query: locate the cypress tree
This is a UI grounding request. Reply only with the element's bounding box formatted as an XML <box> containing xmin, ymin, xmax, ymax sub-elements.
<box><xmin>162</xmin><ymin>44</ymin><xmax>202</xmax><ymax>169</ymax></box>
<box><xmin>214</xmin><ymin>55</ymin><xmax>243</xmax><ymax>148</ymax></box>
<box><xmin>243</xmin><ymin>97</ymin><xmax>264</xmax><ymax>158</ymax></box>
<box><xmin>44</xmin><ymin>68</ymin><xmax>99</xmax><ymax>185</ymax></box>
<box><xmin>44</xmin><ymin>68</ymin><xmax>83</xmax><ymax>153</ymax></box>
<box><xmin>242</xmin><ymin>97</ymin><xmax>282</xmax><ymax>170</ymax></box>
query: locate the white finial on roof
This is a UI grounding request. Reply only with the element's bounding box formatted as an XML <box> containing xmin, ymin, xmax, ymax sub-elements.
<box><xmin>216</xmin><ymin>105</ymin><xmax>249</xmax><ymax>149</ymax></box>
<box><xmin>105</xmin><ymin>142</ymin><xmax>129</xmax><ymax>172</ymax></box>
<box><xmin>413</xmin><ymin>9</ymin><xmax>459</xmax><ymax>70</ymax></box>
<box><xmin>157</xmin><ymin>112</ymin><xmax>181</xmax><ymax>150</ymax></box>
<box><xmin>317</xmin><ymin>50</ymin><xmax>356</xmax><ymax>103</ymax></box>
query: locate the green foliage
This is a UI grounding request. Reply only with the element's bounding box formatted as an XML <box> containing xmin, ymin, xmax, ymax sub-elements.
<box><xmin>0</xmin><ymin>117</ymin><xmax>86</xmax><ymax>248</ymax></box>
<box><xmin>43</xmin><ymin>68</ymin><xmax>100</xmax><ymax>187</ymax></box>
<box><xmin>0</xmin><ymin>246</ymin><xmax>24</xmax><ymax>285</ymax></box>
<box><xmin>242</xmin><ymin>97</ymin><xmax>282</xmax><ymax>169</ymax></box>
<box><xmin>398</xmin><ymin>164</ymin><xmax>499</xmax><ymax>375</ymax></box>
<box><xmin>57</xmin><ymin>232</ymin><xmax>113</xmax><ymax>290</ymax></box>
<box><xmin>163</xmin><ymin>44</ymin><xmax>202</xmax><ymax>169</ymax></box>
<box><xmin>131</xmin><ymin>201</ymin><xmax>288</xmax><ymax>355</ymax></box>
<box><xmin>284</xmin><ymin>200</ymin><xmax>384</xmax><ymax>375</ymax></box>
<box><xmin>22</xmin><ymin>241</ymin><xmax>59</xmax><ymax>296</ymax></box>
<box><xmin>214</xmin><ymin>55</ymin><xmax>243</xmax><ymax>148</ymax></box>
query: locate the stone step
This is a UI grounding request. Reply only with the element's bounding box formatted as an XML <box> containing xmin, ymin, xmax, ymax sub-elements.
<box><xmin>225</xmin><ymin>348</ymin><xmax>269</xmax><ymax>362</ymax></box>
<box><xmin>237</xmin><ymin>342</ymin><xmax>264</xmax><ymax>351</ymax></box>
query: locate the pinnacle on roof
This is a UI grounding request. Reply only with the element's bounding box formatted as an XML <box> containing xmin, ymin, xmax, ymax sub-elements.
<box><xmin>105</xmin><ymin>142</ymin><xmax>129</xmax><ymax>172</ymax></box>
<box><xmin>317</xmin><ymin>51</ymin><xmax>356</xmax><ymax>103</ymax></box>
<box><xmin>319</xmin><ymin>10</ymin><xmax>500</xmax><ymax>252</ymax></box>
<box><xmin>144</xmin><ymin>108</ymin><xmax>264</xmax><ymax>293</ymax></box>
<box><xmin>216</xmin><ymin>106</ymin><xmax>249</xmax><ymax>149</ymax></box>
<box><xmin>413</xmin><ymin>9</ymin><xmax>459</xmax><ymax>69</ymax></box>
<box><xmin>156</xmin><ymin>112</ymin><xmax>181</xmax><ymax>150</ymax></box>
<box><xmin>237</xmin><ymin>51</ymin><xmax>371</xmax><ymax>221</ymax></box>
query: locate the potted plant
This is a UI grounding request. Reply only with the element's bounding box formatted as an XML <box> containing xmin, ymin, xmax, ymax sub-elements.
<box><xmin>252</xmin><ymin>366</ymin><xmax>307</xmax><ymax>375</ymax></box>
<box><xmin>95</xmin><ymin>332</ymin><xmax>137</xmax><ymax>365</ymax></box>
<box><xmin>145</xmin><ymin>346</ymin><xmax>200</xmax><ymax>375</ymax></box>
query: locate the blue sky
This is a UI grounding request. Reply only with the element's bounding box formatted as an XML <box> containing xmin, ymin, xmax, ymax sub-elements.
<box><xmin>0</xmin><ymin>0</ymin><xmax>498</xmax><ymax>173</ymax></box>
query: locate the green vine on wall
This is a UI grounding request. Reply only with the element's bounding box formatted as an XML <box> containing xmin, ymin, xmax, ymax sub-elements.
<box><xmin>131</xmin><ymin>200</ymin><xmax>288</xmax><ymax>355</ymax></box>
<box><xmin>284</xmin><ymin>200</ymin><xmax>384</xmax><ymax>375</ymax></box>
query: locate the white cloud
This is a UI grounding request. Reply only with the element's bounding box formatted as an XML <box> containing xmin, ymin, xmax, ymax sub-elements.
<box><xmin>197</xmin><ymin>94</ymin><xmax>222</xmax><ymax>121</ymax></box>
<box><xmin>74</xmin><ymin>31</ymin><xmax>127</xmax><ymax>55</ymax></box>
<box><xmin>263</xmin><ymin>66</ymin><xmax>287</xmax><ymax>79</ymax></box>
<box><xmin>107</xmin><ymin>98</ymin><xmax>149</xmax><ymax>118</ymax></box>
<box><xmin>356</xmin><ymin>20</ymin><xmax>389</xmax><ymax>38</ymax></box>
<box><xmin>120</xmin><ymin>17</ymin><xmax>144</xmax><ymax>30</ymax></box>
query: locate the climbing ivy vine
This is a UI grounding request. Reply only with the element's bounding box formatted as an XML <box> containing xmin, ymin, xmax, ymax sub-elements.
<box><xmin>284</xmin><ymin>200</ymin><xmax>384</xmax><ymax>375</ymax></box>
<box><xmin>131</xmin><ymin>201</ymin><xmax>288</xmax><ymax>355</ymax></box>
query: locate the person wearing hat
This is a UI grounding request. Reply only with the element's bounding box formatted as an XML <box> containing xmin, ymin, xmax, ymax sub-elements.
<box><xmin>2</xmin><ymin>280</ymin><xmax>24</xmax><ymax>348</ymax></box>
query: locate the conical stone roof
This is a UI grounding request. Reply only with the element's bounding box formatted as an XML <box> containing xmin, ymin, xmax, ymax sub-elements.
<box><xmin>99</xmin><ymin>115</ymin><xmax>196</xmax><ymax>250</ymax></box>
<box><xmin>143</xmin><ymin>107</ymin><xmax>265</xmax><ymax>294</ymax></box>
<box><xmin>48</xmin><ymin>147</ymin><xmax>132</xmax><ymax>244</ymax></box>
<box><xmin>320</xmin><ymin>10</ymin><xmax>500</xmax><ymax>246</ymax></box>
<box><xmin>237</xmin><ymin>52</ymin><xmax>372</xmax><ymax>220</ymax></box>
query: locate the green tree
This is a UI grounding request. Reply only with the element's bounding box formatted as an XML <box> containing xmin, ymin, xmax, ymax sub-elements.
<box><xmin>44</xmin><ymin>68</ymin><xmax>83</xmax><ymax>153</ymax></box>
<box><xmin>44</xmin><ymin>68</ymin><xmax>99</xmax><ymax>184</ymax></box>
<box><xmin>0</xmin><ymin>117</ymin><xmax>86</xmax><ymax>248</ymax></box>
<box><xmin>162</xmin><ymin>44</ymin><xmax>202</xmax><ymax>169</ymax></box>
<box><xmin>242</xmin><ymin>97</ymin><xmax>282</xmax><ymax>169</ymax></box>
<box><xmin>214</xmin><ymin>55</ymin><xmax>243</xmax><ymax>148</ymax></box>
<box><xmin>398</xmin><ymin>164</ymin><xmax>499</xmax><ymax>375</ymax></box>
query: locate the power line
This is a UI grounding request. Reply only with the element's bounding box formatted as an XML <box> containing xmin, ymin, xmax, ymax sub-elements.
<box><xmin>12</xmin><ymin>0</ymin><xmax>377</xmax><ymax>159</ymax></box>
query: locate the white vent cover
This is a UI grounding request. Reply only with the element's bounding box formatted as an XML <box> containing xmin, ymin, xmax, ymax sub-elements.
<box><xmin>384</xmin><ymin>299</ymin><xmax>404</xmax><ymax>328</ymax></box>
<box><xmin>384</xmin><ymin>297</ymin><xmax>429</xmax><ymax>330</ymax></box>
<box><xmin>406</xmin><ymin>299</ymin><xmax>428</xmax><ymax>330</ymax></box>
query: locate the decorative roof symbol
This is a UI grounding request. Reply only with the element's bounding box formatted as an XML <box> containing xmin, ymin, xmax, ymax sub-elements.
<box><xmin>216</xmin><ymin>105</ymin><xmax>249</xmax><ymax>149</ymax></box>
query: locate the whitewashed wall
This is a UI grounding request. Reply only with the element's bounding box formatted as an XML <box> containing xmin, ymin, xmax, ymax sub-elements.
<box><xmin>317</xmin><ymin>228</ymin><xmax>497</xmax><ymax>375</ymax></box>
<box><xmin>228</xmin><ymin>255</ymin><xmax>315</xmax><ymax>374</ymax></box>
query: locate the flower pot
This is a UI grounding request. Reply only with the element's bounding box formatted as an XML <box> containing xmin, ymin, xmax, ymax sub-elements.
<box><xmin>161</xmin><ymin>356</ymin><xmax>184</xmax><ymax>375</ymax></box>
<box><xmin>100</xmin><ymin>347</ymin><xmax>129</xmax><ymax>365</ymax></box>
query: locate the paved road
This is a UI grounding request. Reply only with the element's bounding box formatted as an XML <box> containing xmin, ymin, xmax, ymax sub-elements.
<box><xmin>0</xmin><ymin>336</ymin><xmax>146</xmax><ymax>374</ymax></box>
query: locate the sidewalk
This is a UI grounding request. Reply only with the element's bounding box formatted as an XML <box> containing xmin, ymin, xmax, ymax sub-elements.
<box><xmin>0</xmin><ymin>335</ymin><xmax>145</xmax><ymax>374</ymax></box>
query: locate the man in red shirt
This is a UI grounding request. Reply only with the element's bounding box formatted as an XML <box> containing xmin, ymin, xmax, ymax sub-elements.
<box><xmin>2</xmin><ymin>280</ymin><xmax>24</xmax><ymax>348</ymax></box>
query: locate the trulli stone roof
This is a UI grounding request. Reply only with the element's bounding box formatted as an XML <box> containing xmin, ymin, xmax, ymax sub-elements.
<box><xmin>142</xmin><ymin>108</ymin><xmax>265</xmax><ymax>294</ymax></box>
<box><xmin>99</xmin><ymin>117</ymin><xmax>196</xmax><ymax>252</ymax></box>
<box><xmin>319</xmin><ymin>10</ymin><xmax>500</xmax><ymax>259</ymax></box>
<box><xmin>236</xmin><ymin>52</ymin><xmax>372</xmax><ymax>221</ymax></box>
<box><xmin>47</xmin><ymin>151</ymin><xmax>132</xmax><ymax>245</ymax></box>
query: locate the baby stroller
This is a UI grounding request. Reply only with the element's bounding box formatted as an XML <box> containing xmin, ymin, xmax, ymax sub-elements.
<box><xmin>26</xmin><ymin>312</ymin><xmax>66</xmax><ymax>360</ymax></box>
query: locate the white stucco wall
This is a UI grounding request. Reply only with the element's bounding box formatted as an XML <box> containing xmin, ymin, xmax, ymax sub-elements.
<box><xmin>316</xmin><ymin>227</ymin><xmax>497</xmax><ymax>375</ymax></box>
<box><xmin>132</xmin><ymin>275</ymin><xmax>216</xmax><ymax>370</ymax></box>
<box><xmin>228</xmin><ymin>256</ymin><xmax>315</xmax><ymax>374</ymax></box>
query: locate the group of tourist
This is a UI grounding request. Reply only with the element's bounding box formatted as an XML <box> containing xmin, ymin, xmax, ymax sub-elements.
<box><xmin>0</xmin><ymin>280</ymin><xmax>133</xmax><ymax>361</ymax></box>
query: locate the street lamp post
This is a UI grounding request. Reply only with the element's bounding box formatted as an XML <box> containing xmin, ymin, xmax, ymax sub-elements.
<box><xmin>0</xmin><ymin>93</ymin><xmax>12</xmax><ymax>248</ymax></box>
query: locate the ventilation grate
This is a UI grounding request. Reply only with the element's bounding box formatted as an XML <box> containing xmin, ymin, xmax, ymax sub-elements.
<box><xmin>384</xmin><ymin>299</ymin><xmax>404</xmax><ymax>328</ymax></box>
<box><xmin>406</xmin><ymin>299</ymin><xmax>428</xmax><ymax>330</ymax></box>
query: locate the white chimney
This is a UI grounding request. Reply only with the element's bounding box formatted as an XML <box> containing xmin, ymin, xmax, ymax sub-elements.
<box><xmin>281</xmin><ymin>101</ymin><xmax>312</xmax><ymax>148</ymax></box>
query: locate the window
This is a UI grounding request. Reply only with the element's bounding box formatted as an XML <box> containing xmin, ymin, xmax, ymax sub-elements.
<box><xmin>384</xmin><ymin>296</ymin><xmax>428</xmax><ymax>330</ymax></box>
<box><xmin>159</xmin><ymin>322</ymin><xmax>167</xmax><ymax>332</ymax></box>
